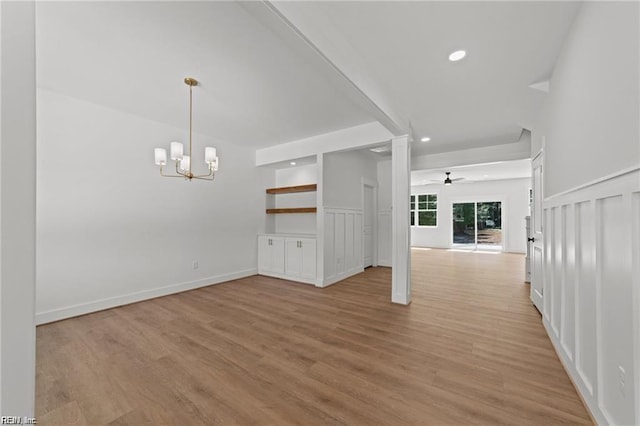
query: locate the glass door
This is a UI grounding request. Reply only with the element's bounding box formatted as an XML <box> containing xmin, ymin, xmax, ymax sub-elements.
<box><xmin>476</xmin><ymin>202</ymin><xmax>502</xmax><ymax>250</ymax></box>
<box><xmin>452</xmin><ymin>201</ymin><xmax>502</xmax><ymax>250</ymax></box>
<box><xmin>452</xmin><ymin>203</ymin><xmax>476</xmax><ymax>249</ymax></box>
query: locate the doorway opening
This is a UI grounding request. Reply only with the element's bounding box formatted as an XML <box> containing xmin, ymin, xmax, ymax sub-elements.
<box><xmin>361</xmin><ymin>178</ymin><xmax>378</xmax><ymax>269</ymax></box>
<box><xmin>452</xmin><ymin>201</ymin><xmax>502</xmax><ymax>250</ymax></box>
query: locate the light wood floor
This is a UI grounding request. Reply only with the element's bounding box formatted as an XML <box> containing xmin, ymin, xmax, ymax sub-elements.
<box><xmin>36</xmin><ymin>249</ymin><xmax>592</xmax><ymax>425</ymax></box>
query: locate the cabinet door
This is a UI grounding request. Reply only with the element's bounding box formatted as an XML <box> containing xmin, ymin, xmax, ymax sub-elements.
<box><xmin>258</xmin><ymin>236</ymin><xmax>271</xmax><ymax>273</ymax></box>
<box><xmin>300</xmin><ymin>238</ymin><xmax>317</xmax><ymax>280</ymax></box>
<box><xmin>285</xmin><ymin>239</ymin><xmax>302</xmax><ymax>277</ymax></box>
<box><xmin>271</xmin><ymin>237</ymin><xmax>285</xmax><ymax>274</ymax></box>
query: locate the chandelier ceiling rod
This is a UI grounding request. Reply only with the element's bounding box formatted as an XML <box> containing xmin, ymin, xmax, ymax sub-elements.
<box><xmin>154</xmin><ymin>77</ymin><xmax>219</xmax><ymax>181</ymax></box>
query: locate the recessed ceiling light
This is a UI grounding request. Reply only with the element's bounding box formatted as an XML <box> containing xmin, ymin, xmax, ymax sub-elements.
<box><xmin>420</xmin><ymin>137</ymin><xmax>431</xmax><ymax>142</ymax></box>
<box><xmin>449</xmin><ymin>50</ymin><xmax>466</xmax><ymax>62</ymax></box>
<box><xmin>290</xmin><ymin>161</ymin><xmax>296</xmax><ymax>166</ymax></box>
<box><xmin>370</xmin><ymin>146</ymin><xmax>390</xmax><ymax>153</ymax></box>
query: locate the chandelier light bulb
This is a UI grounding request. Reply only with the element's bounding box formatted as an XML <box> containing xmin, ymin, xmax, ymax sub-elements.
<box><xmin>170</xmin><ymin>142</ymin><xmax>184</xmax><ymax>160</ymax></box>
<box><xmin>180</xmin><ymin>155</ymin><xmax>191</xmax><ymax>172</ymax></box>
<box><xmin>205</xmin><ymin>147</ymin><xmax>217</xmax><ymax>164</ymax></box>
<box><xmin>154</xmin><ymin>148</ymin><xmax>167</xmax><ymax>166</ymax></box>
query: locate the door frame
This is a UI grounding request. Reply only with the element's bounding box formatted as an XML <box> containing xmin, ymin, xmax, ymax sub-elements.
<box><xmin>449</xmin><ymin>196</ymin><xmax>507</xmax><ymax>252</ymax></box>
<box><xmin>361</xmin><ymin>177</ymin><xmax>378</xmax><ymax>267</ymax></box>
<box><xmin>530</xmin><ymin>148</ymin><xmax>544</xmax><ymax>313</ymax></box>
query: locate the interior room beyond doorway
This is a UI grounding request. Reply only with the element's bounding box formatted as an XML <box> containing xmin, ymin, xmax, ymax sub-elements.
<box><xmin>410</xmin><ymin>159</ymin><xmax>531</xmax><ymax>254</ymax></box>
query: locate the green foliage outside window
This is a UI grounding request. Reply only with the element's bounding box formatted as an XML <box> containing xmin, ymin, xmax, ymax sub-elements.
<box><xmin>410</xmin><ymin>194</ymin><xmax>437</xmax><ymax>226</ymax></box>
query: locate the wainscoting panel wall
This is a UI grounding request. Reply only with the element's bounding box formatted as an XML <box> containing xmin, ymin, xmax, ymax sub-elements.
<box><xmin>542</xmin><ymin>167</ymin><xmax>639</xmax><ymax>426</ymax></box>
<box><xmin>378</xmin><ymin>210</ymin><xmax>392</xmax><ymax>267</ymax></box>
<box><xmin>323</xmin><ymin>208</ymin><xmax>363</xmax><ymax>286</ymax></box>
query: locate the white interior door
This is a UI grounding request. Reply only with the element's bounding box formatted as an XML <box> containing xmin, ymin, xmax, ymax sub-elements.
<box><xmin>363</xmin><ymin>185</ymin><xmax>374</xmax><ymax>267</ymax></box>
<box><xmin>530</xmin><ymin>151</ymin><xmax>544</xmax><ymax>312</ymax></box>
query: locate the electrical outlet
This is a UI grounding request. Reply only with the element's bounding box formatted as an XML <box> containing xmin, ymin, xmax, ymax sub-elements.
<box><xmin>192</xmin><ymin>261</ymin><xmax>199</xmax><ymax>270</ymax></box>
<box><xmin>618</xmin><ymin>365</ymin><xmax>626</xmax><ymax>396</ymax></box>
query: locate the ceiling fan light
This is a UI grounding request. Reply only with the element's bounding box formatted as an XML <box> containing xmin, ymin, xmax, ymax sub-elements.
<box><xmin>444</xmin><ymin>171</ymin><xmax>452</xmax><ymax>185</ymax></box>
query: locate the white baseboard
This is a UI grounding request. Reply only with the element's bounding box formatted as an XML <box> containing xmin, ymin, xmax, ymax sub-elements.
<box><xmin>257</xmin><ymin>270</ymin><xmax>317</xmax><ymax>286</ymax></box>
<box><xmin>377</xmin><ymin>258</ymin><xmax>392</xmax><ymax>267</ymax></box>
<box><xmin>35</xmin><ymin>268</ymin><xmax>257</xmax><ymax>325</ymax></box>
<box><xmin>321</xmin><ymin>267</ymin><xmax>364</xmax><ymax>287</ymax></box>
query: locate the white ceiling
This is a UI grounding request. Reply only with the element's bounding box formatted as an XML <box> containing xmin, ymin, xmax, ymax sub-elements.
<box><xmin>411</xmin><ymin>159</ymin><xmax>531</xmax><ymax>186</ymax></box>
<box><xmin>36</xmin><ymin>2</ymin><xmax>373</xmax><ymax>148</ymax></box>
<box><xmin>269</xmin><ymin>1</ymin><xmax>580</xmax><ymax>156</ymax></box>
<box><xmin>36</xmin><ymin>1</ymin><xmax>580</xmax><ymax>155</ymax></box>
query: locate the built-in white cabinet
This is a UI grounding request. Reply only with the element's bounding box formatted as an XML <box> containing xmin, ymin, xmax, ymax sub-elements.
<box><xmin>285</xmin><ymin>237</ymin><xmax>316</xmax><ymax>280</ymax></box>
<box><xmin>258</xmin><ymin>235</ymin><xmax>285</xmax><ymax>275</ymax></box>
<box><xmin>258</xmin><ymin>234</ymin><xmax>316</xmax><ymax>285</ymax></box>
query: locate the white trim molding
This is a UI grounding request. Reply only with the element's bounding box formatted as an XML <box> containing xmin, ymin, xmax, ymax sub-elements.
<box><xmin>36</xmin><ymin>269</ymin><xmax>258</xmax><ymax>325</ymax></box>
<box><xmin>541</xmin><ymin>166</ymin><xmax>639</xmax><ymax>425</ymax></box>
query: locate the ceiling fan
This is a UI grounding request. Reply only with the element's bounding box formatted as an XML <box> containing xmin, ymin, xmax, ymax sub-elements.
<box><xmin>425</xmin><ymin>171</ymin><xmax>466</xmax><ymax>185</ymax></box>
<box><xmin>442</xmin><ymin>171</ymin><xmax>464</xmax><ymax>185</ymax></box>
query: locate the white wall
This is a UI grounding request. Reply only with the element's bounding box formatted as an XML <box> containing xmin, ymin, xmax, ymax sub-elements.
<box><xmin>272</xmin><ymin>163</ymin><xmax>317</xmax><ymax>235</ymax></box>
<box><xmin>36</xmin><ymin>89</ymin><xmax>272</xmax><ymax>323</ymax></box>
<box><xmin>323</xmin><ymin>150</ymin><xmax>377</xmax><ymax>209</ymax></box>
<box><xmin>534</xmin><ymin>2</ymin><xmax>639</xmax><ymax>197</ymax></box>
<box><xmin>0</xmin><ymin>1</ymin><xmax>37</xmax><ymax>416</ymax></box>
<box><xmin>532</xmin><ymin>2</ymin><xmax>640</xmax><ymax>425</ymax></box>
<box><xmin>411</xmin><ymin>178</ymin><xmax>530</xmax><ymax>253</ymax></box>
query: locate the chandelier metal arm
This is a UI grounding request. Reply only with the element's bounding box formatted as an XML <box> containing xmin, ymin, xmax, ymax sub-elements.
<box><xmin>191</xmin><ymin>173</ymin><xmax>216</xmax><ymax>181</ymax></box>
<box><xmin>190</xmin><ymin>168</ymin><xmax>215</xmax><ymax>180</ymax></box>
<box><xmin>159</xmin><ymin>164</ymin><xmax>186</xmax><ymax>178</ymax></box>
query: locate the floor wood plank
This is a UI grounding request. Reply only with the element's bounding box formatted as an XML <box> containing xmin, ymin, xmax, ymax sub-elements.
<box><xmin>36</xmin><ymin>248</ymin><xmax>592</xmax><ymax>425</ymax></box>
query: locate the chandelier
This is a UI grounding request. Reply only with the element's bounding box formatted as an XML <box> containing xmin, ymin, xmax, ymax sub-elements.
<box><xmin>154</xmin><ymin>77</ymin><xmax>219</xmax><ymax>181</ymax></box>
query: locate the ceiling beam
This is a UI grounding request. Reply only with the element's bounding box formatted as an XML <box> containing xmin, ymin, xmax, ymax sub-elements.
<box><xmin>256</xmin><ymin>121</ymin><xmax>393</xmax><ymax>166</ymax></box>
<box><xmin>241</xmin><ymin>1</ymin><xmax>408</xmax><ymax>137</ymax></box>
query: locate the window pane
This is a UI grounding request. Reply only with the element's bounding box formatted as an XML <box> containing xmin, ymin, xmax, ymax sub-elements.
<box><xmin>419</xmin><ymin>211</ymin><xmax>437</xmax><ymax>226</ymax></box>
<box><xmin>427</xmin><ymin>194</ymin><xmax>437</xmax><ymax>203</ymax></box>
<box><xmin>427</xmin><ymin>201</ymin><xmax>437</xmax><ymax>210</ymax></box>
<box><xmin>410</xmin><ymin>211</ymin><xmax>415</xmax><ymax>226</ymax></box>
<box><xmin>410</xmin><ymin>195</ymin><xmax>415</xmax><ymax>202</ymax></box>
<box><xmin>418</xmin><ymin>202</ymin><xmax>427</xmax><ymax>210</ymax></box>
<box><xmin>418</xmin><ymin>195</ymin><xmax>427</xmax><ymax>202</ymax></box>
<box><xmin>410</xmin><ymin>202</ymin><xmax>415</xmax><ymax>210</ymax></box>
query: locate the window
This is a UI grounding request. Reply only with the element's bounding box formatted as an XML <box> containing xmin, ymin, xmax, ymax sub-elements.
<box><xmin>410</xmin><ymin>194</ymin><xmax>437</xmax><ymax>226</ymax></box>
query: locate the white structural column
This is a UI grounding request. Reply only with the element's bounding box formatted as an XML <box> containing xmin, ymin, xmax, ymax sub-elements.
<box><xmin>315</xmin><ymin>153</ymin><xmax>324</xmax><ymax>287</ymax></box>
<box><xmin>391</xmin><ymin>135</ymin><xmax>411</xmax><ymax>304</ymax></box>
<box><xmin>0</xmin><ymin>0</ymin><xmax>37</xmax><ymax>417</ymax></box>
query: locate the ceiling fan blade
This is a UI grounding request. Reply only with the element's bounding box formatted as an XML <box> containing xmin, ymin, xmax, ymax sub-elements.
<box><xmin>451</xmin><ymin>177</ymin><xmax>465</xmax><ymax>181</ymax></box>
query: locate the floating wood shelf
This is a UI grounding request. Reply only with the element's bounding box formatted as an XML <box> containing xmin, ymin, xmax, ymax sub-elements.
<box><xmin>266</xmin><ymin>184</ymin><xmax>317</xmax><ymax>194</ymax></box>
<box><xmin>266</xmin><ymin>207</ymin><xmax>317</xmax><ymax>214</ymax></box>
